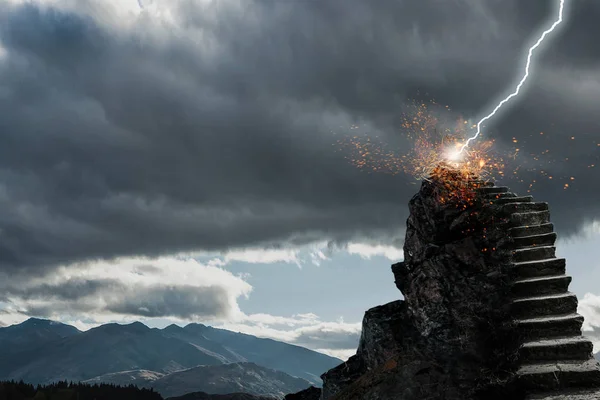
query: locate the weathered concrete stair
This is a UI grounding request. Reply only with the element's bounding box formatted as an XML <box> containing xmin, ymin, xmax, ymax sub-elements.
<box><xmin>511</xmin><ymin>211</ymin><xmax>551</xmax><ymax>227</ymax></box>
<box><xmin>513</xmin><ymin>258</ymin><xmax>566</xmax><ymax>279</ymax></box>
<box><xmin>512</xmin><ymin>292</ymin><xmax>578</xmax><ymax>319</ymax></box>
<box><xmin>518</xmin><ymin>359</ymin><xmax>600</xmax><ymax>391</ymax></box>
<box><xmin>475</xmin><ymin>183</ymin><xmax>600</xmax><ymax>395</ymax></box>
<box><xmin>511</xmin><ymin>223</ymin><xmax>555</xmax><ymax>238</ymax></box>
<box><xmin>477</xmin><ymin>186</ymin><xmax>509</xmax><ymax>194</ymax></box>
<box><xmin>494</xmin><ymin>195</ymin><xmax>534</xmax><ymax>204</ymax></box>
<box><xmin>513</xmin><ymin>232</ymin><xmax>557</xmax><ymax>249</ymax></box>
<box><xmin>517</xmin><ymin>313</ymin><xmax>584</xmax><ymax>342</ymax></box>
<box><xmin>526</xmin><ymin>387</ymin><xmax>600</xmax><ymax>399</ymax></box>
<box><xmin>485</xmin><ymin>192</ymin><xmax>518</xmax><ymax>200</ymax></box>
<box><xmin>512</xmin><ymin>275</ymin><xmax>571</xmax><ymax>297</ymax></box>
<box><xmin>513</xmin><ymin>246</ymin><xmax>556</xmax><ymax>263</ymax></box>
<box><xmin>502</xmin><ymin>202</ymin><xmax>549</xmax><ymax>214</ymax></box>
<box><xmin>519</xmin><ymin>337</ymin><xmax>593</xmax><ymax>363</ymax></box>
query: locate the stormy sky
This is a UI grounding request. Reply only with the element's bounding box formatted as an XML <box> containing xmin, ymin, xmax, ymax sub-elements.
<box><xmin>0</xmin><ymin>0</ymin><xmax>599</xmax><ymax>359</ymax></box>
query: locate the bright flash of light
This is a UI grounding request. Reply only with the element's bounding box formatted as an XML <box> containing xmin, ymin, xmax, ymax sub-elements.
<box><xmin>445</xmin><ymin>142</ymin><xmax>466</xmax><ymax>162</ymax></box>
<box><xmin>337</xmin><ymin>101</ymin><xmax>507</xmax><ymax>184</ymax></box>
<box><xmin>458</xmin><ymin>0</ymin><xmax>566</xmax><ymax>154</ymax></box>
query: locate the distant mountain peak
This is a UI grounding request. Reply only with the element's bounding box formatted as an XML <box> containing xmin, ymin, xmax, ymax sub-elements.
<box><xmin>125</xmin><ymin>321</ymin><xmax>148</xmax><ymax>329</ymax></box>
<box><xmin>5</xmin><ymin>317</ymin><xmax>80</xmax><ymax>333</ymax></box>
<box><xmin>184</xmin><ymin>322</ymin><xmax>208</xmax><ymax>330</ymax></box>
<box><xmin>91</xmin><ymin>321</ymin><xmax>150</xmax><ymax>334</ymax></box>
<box><xmin>22</xmin><ymin>317</ymin><xmax>56</xmax><ymax>325</ymax></box>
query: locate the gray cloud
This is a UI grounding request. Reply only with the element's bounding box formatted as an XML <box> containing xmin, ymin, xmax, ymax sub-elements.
<box><xmin>2</xmin><ymin>278</ymin><xmax>118</xmax><ymax>301</ymax></box>
<box><xmin>0</xmin><ymin>0</ymin><xmax>598</xmax><ymax>273</ymax></box>
<box><xmin>107</xmin><ymin>285</ymin><xmax>231</xmax><ymax>319</ymax></box>
<box><xmin>3</xmin><ymin>279</ymin><xmax>233</xmax><ymax>319</ymax></box>
<box><xmin>294</xmin><ymin>326</ymin><xmax>361</xmax><ymax>351</ymax></box>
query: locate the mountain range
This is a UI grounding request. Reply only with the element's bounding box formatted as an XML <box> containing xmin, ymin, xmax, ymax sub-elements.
<box><xmin>0</xmin><ymin>318</ymin><xmax>341</xmax><ymax>398</ymax></box>
<box><xmin>84</xmin><ymin>362</ymin><xmax>311</xmax><ymax>398</ymax></box>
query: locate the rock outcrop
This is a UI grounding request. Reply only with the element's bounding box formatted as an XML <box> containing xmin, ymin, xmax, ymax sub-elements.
<box><xmin>284</xmin><ymin>386</ymin><xmax>321</xmax><ymax>400</ymax></box>
<box><xmin>294</xmin><ymin>169</ymin><xmax>600</xmax><ymax>400</ymax></box>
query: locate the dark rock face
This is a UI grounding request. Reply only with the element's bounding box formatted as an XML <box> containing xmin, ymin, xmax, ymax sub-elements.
<box><xmin>356</xmin><ymin>301</ymin><xmax>408</xmax><ymax>371</ymax></box>
<box><xmin>317</xmin><ymin>175</ymin><xmax>523</xmax><ymax>400</ymax></box>
<box><xmin>320</xmin><ymin>355</ymin><xmax>365</xmax><ymax>399</ymax></box>
<box><xmin>284</xmin><ymin>386</ymin><xmax>321</xmax><ymax>400</ymax></box>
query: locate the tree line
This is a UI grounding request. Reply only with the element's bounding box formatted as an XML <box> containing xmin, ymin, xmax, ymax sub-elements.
<box><xmin>0</xmin><ymin>380</ymin><xmax>164</xmax><ymax>400</ymax></box>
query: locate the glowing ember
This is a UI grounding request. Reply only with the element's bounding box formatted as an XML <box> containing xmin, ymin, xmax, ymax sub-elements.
<box><xmin>335</xmin><ymin>98</ymin><xmax>597</xmax><ymax>197</ymax></box>
<box><xmin>338</xmin><ymin>100</ymin><xmax>506</xmax><ymax>183</ymax></box>
<box><xmin>427</xmin><ymin>164</ymin><xmax>484</xmax><ymax>208</ymax></box>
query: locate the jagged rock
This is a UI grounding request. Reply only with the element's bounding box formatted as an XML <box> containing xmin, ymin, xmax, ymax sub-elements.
<box><xmin>320</xmin><ymin>175</ymin><xmax>522</xmax><ymax>400</ymax></box>
<box><xmin>327</xmin><ymin>353</ymin><xmax>456</xmax><ymax>400</ymax></box>
<box><xmin>320</xmin><ymin>300</ymin><xmax>415</xmax><ymax>399</ymax></box>
<box><xmin>284</xmin><ymin>386</ymin><xmax>321</xmax><ymax>400</ymax></box>
<box><xmin>286</xmin><ymin>170</ymin><xmax>600</xmax><ymax>400</ymax></box>
<box><xmin>320</xmin><ymin>355</ymin><xmax>365</xmax><ymax>399</ymax></box>
<box><xmin>356</xmin><ymin>300</ymin><xmax>408</xmax><ymax>370</ymax></box>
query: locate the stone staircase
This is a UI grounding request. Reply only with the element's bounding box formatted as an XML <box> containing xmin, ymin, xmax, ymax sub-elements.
<box><xmin>477</xmin><ymin>183</ymin><xmax>600</xmax><ymax>399</ymax></box>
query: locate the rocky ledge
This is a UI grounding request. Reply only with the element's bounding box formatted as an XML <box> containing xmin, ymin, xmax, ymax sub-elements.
<box><xmin>287</xmin><ymin>169</ymin><xmax>600</xmax><ymax>400</ymax></box>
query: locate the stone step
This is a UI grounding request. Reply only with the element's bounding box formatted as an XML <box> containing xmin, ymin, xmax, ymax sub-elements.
<box><xmin>477</xmin><ymin>186</ymin><xmax>509</xmax><ymax>194</ymax></box>
<box><xmin>512</xmin><ymin>258</ymin><xmax>566</xmax><ymax>279</ymax></box>
<box><xmin>513</xmin><ymin>233</ymin><xmax>557</xmax><ymax>249</ymax></box>
<box><xmin>517</xmin><ymin>313</ymin><xmax>583</xmax><ymax>341</ymax></box>
<box><xmin>468</xmin><ymin>180</ymin><xmax>493</xmax><ymax>187</ymax></box>
<box><xmin>513</xmin><ymin>246</ymin><xmax>556</xmax><ymax>263</ymax></box>
<box><xmin>526</xmin><ymin>388</ymin><xmax>600</xmax><ymax>399</ymax></box>
<box><xmin>510</xmin><ymin>223</ymin><xmax>554</xmax><ymax>238</ymax></box>
<box><xmin>512</xmin><ymin>292</ymin><xmax>578</xmax><ymax>319</ymax></box>
<box><xmin>502</xmin><ymin>202</ymin><xmax>549</xmax><ymax>214</ymax></box>
<box><xmin>519</xmin><ymin>336</ymin><xmax>593</xmax><ymax>363</ymax></box>
<box><xmin>493</xmin><ymin>195</ymin><xmax>534</xmax><ymax>204</ymax></box>
<box><xmin>511</xmin><ymin>211</ymin><xmax>551</xmax><ymax>227</ymax></box>
<box><xmin>512</xmin><ymin>275</ymin><xmax>571</xmax><ymax>297</ymax></box>
<box><xmin>517</xmin><ymin>358</ymin><xmax>600</xmax><ymax>391</ymax></box>
<box><xmin>485</xmin><ymin>193</ymin><xmax>518</xmax><ymax>202</ymax></box>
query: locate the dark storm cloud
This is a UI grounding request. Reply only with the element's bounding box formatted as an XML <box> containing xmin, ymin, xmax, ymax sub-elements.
<box><xmin>2</xmin><ymin>278</ymin><xmax>118</xmax><ymax>301</ymax></box>
<box><xmin>3</xmin><ymin>278</ymin><xmax>232</xmax><ymax>319</ymax></box>
<box><xmin>0</xmin><ymin>0</ymin><xmax>598</xmax><ymax>272</ymax></box>
<box><xmin>107</xmin><ymin>285</ymin><xmax>231</xmax><ymax>319</ymax></box>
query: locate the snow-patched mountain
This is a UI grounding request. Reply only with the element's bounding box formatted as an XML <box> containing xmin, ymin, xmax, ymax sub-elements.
<box><xmin>83</xmin><ymin>369</ymin><xmax>166</xmax><ymax>387</ymax></box>
<box><xmin>0</xmin><ymin>318</ymin><xmax>340</xmax><ymax>388</ymax></box>
<box><xmin>86</xmin><ymin>362</ymin><xmax>310</xmax><ymax>399</ymax></box>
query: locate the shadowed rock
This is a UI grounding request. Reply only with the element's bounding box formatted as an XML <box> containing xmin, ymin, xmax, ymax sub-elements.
<box><xmin>287</xmin><ymin>170</ymin><xmax>600</xmax><ymax>400</ymax></box>
<box><xmin>284</xmin><ymin>386</ymin><xmax>321</xmax><ymax>400</ymax></box>
<box><xmin>321</xmin><ymin>175</ymin><xmax>521</xmax><ymax>400</ymax></box>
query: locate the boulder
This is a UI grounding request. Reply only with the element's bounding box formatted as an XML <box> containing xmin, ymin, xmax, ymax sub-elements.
<box><xmin>317</xmin><ymin>173</ymin><xmax>522</xmax><ymax>400</ymax></box>
<box><xmin>284</xmin><ymin>386</ymin><xmax>321</xmax><ymax>400</ymax></box>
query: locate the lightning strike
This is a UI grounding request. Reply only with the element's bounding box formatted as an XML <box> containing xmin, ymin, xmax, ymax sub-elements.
<box><xmin>457</xmin><ymin>0</ymin><xmax>566</xmax><ymax>155</ymax></box>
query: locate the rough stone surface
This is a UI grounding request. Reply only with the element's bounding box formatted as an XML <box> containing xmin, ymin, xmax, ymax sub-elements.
<box><xmin>284</xmin><ymin>386</ymin><xmax>321</xmax><ymax>400</ymax></box>
<box><xmin>320</xmin><ymin>355</ymin><xmax>366</xmax><ymax>399</ymax></box>
<box><xmin>356</xmin><ymin>300</ymin><xmax>407</xmax><ymax>371</ymax></box>
<box><xmin>320</xmin><ymin>175</ymin><xmax>523</xmax><ymax>400</ymax></box>
<box><xmin>287</xmin><ymin>171</ymin><xmax>599</xmax><ymax>400</ymax></box>
<box><xmin>526</xmin><ymin>388</ymin><xmax>600</xmax><ymax>399</ymax></box>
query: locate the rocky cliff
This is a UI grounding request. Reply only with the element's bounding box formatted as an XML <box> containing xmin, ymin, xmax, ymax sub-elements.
<box><xmin>288</xmin><ymin>168</ymin><xmax>600</xmax><ymax>400</ymax></box>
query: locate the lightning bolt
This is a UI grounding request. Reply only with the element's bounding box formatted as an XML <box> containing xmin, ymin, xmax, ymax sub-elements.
<box><xmin>458</xmin><ymin>0</ymin><xmax>566</xmax><ymax>155</ymax></box>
